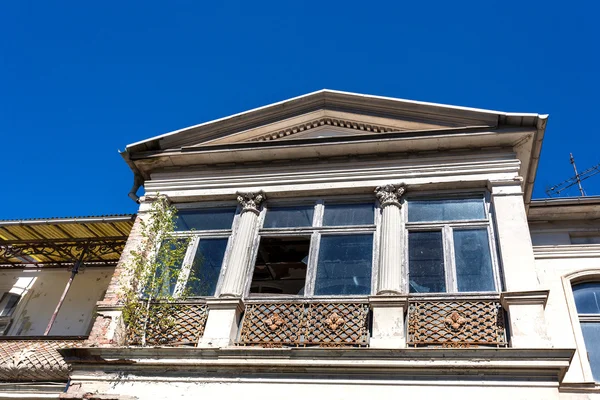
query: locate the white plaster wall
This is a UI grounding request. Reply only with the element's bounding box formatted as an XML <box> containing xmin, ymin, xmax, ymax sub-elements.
<box><xmin>0</xmin><ymin>267</ymin><xmax>114</xmax><ymax>336</ymax></box>
<box><xmin>534</xmin><ymin>251</ymin><xmax>600</xmax><ymax>384</ymax></box>
<box><xmin>72</xmin><ymin>378</ymin><xmax>561</xmax><ymax>400</ymax></box>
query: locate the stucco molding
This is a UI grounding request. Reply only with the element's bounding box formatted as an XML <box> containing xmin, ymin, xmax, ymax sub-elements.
<box><xmin>534</xmin><ymin>245</ymin><xmax>600</xmax><ymax>259</ymax></box>
<box><xmin>236</xmin><ymin>191</ymin><xmax>266</xmax><ymax>215</ymax></box>
<box><xmin>250</xmin><ymin>117</ymin><xmax>399</xmax><ymax>142</ymax></box>
<box><xmin>374</xmin><ymin>184</ymin><xmax>406</xmax><ymax>208</ymax></box>
<box><xmin>500</xmin><ymin>290</ymin><xmax>550</xmax><ymax>308</ymax></box>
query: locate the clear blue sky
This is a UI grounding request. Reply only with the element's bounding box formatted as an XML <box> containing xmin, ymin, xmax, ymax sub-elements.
<box><xmin>2</xmin><ymin>1</ymin><xmax>599</xmax><ymax>219</ymax></box>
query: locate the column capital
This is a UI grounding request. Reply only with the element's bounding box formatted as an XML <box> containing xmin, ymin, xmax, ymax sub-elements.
<box><xmin>374</xmin><ymin>184</ymin><xmax>406</xmax><ymax>208</ymax></box>
<box><xmin>236</xmin><ymin>191</ymin><xmax>266</xmax><ymax>215</ymax></box>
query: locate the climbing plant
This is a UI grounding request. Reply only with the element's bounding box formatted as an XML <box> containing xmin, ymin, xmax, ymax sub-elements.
<box><xmin>119</xmin><ymin>195</ymin><xmax>192</xmax><ymax>346</ymax></box>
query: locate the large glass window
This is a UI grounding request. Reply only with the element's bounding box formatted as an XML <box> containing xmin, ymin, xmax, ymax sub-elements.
<box><xmin>573</xmin><ymin>282</ymin><xmax>600</xmax><ymax>381</ymax></box>
<box><xmin>406</xmin><ymin>196</ymin><xmax>497</xmax><ymax>293</ymax></box>
<box><xmin>249</xmin><ymin>201</ymin><xmax>375</xmax><ymax>297</ymax></box>
<box><xmin>154</xmin><ymin>207</ymin><xmax>236</xmax><ymax>298</ymax></box>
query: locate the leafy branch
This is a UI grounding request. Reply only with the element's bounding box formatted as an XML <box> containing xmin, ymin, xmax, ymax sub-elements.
<box><xmin>119</xmin><ymin>195</ymin><xmax>192</xmax><ymax>346</ymax></box>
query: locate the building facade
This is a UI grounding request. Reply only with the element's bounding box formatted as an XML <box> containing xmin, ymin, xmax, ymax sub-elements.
<box><xmin>3</xmin><ymin>90</ymin><xmax>600</xmax><ymax>399</ymax></box>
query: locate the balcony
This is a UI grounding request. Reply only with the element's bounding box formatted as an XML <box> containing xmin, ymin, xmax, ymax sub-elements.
<box><xmin>123</xmin><ymin>296</ymin><xmax>508</xmax><ymax>349</ymax></box>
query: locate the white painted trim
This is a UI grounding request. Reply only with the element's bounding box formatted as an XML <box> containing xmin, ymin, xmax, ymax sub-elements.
<box><xmin>561</xmin><ymin>269</ymin><xmax>600</xmax><ymax>383</ymax></box>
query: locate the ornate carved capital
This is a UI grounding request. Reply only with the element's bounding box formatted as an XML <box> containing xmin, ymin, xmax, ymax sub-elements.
<box><xmin>374</xmin><ymin>184</ymin><xmax>405</xmax><ymax>208</ymax></box>
<box><xmin>237</xmin><ymin>191</ymin><xmax>266</xmax><ymax>215</ymax></box>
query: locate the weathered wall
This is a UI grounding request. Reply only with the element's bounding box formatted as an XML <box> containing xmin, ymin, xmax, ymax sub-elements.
<box><xmin>66</xmin><ymin>376</ymin><xmax>562</xmax><ymax>400</ymax></box>
<box><xmin>0</xmin><ymin>267</ymin><xmax>114</xmax><ymax>336</ymax></box>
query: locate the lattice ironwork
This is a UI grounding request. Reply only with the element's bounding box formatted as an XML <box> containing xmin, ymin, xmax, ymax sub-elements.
<box><xmin>0</xmin><ymin>237</ymin><xmax>127</xmax><ymax>267</ymax></box>
<box><xmin>0</xmin><ymin>338</ymin><xmax>84</xmax><ymax>381</ymax></box>
<box><xmin>127</xmin><ymin>303</ymin><xmax>208</xmax><ymax>346</ymax></box>
<box><xmin>407</xmin><ymin>300</ymin><xmax>507</xmax><ymax>347</ymax></box>
<box><xmin>238</xmin><ymin>302</ymin><xmax>370</xmax><ymax>347</ymax></box>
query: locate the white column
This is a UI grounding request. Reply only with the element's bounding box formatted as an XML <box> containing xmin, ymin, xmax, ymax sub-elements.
<box><xmin>369</xmin><ymin>295</ymin><xmax>408</xmax><ymax>348</ymax></box>
<box><xmin>489</xmin><ymin>179</ymin><xmax>551</xmax><ymax>348</ymax></box>
<box><xmin>375</xmin><ymin>184</ymin><xmax>406</xmax><ymax>295</ymax></box>
<box><xmin>219</xmin><ymin>191</ymin><xmax>265</xmax><ymax>298</ymax></box>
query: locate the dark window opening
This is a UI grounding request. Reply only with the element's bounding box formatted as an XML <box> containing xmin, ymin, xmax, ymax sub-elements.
<box><xmin>250</xmin><ymin>237</ymin><xmax>309</xmax><ymax>295</ymax></box>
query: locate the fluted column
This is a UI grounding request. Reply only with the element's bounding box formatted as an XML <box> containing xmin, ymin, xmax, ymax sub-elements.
<box><xmin>219</xmin><ymin>191</ymin><xmax>266</xmax><ymax>297</ymax></box>
<box><xmin>375</xmin><ymin>184</ymin><xmax>406</xmax><ymax>295</ymax></box>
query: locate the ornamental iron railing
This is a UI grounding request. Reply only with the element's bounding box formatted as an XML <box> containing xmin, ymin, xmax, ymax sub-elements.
<box><xmin>407</xmin><ymin>299</ymin><xmax>507</xmax><ymax>347</ymax></box>
<box><xmin>0</xmin><ymin>337</ymin><xmax>85</xmax><ymax>381</ymax></box>
<box><xmin>238</xmin><ymin>301</ymin><xmax>370</xmax><ymax>347</ymax></box>
<box><xmin>127</xmin><ymin>302</ymin><xmax>208</xmax><ymax>346</ymax></box>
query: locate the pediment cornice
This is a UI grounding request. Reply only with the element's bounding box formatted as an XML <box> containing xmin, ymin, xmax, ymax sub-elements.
<box><xmin>250</xmin><ymin>116</ymin><xmax>398</xmax><ymax>142</ymax></box>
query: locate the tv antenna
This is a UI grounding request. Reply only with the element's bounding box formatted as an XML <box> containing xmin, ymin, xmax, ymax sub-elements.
<box><xmin>545</xmin><ymin>153</ymin><xmax>600</xmax><ymax>197</ymax></box>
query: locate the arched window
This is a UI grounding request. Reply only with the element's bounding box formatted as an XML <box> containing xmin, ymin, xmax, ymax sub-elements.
<box><xmin>572</xmin><ymin>282</ymin><xmax>600</xmax><ymax>381</ymax></box>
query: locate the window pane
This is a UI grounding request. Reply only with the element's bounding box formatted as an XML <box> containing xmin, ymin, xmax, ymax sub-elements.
<box><xmin>0</xmin><ymin>293</ymin><xmax>20</xmax><ymax>317</ymax></box>
<box><xmin>148</xmin><ymin>239</ymin><xmax>188</xmax><ymax>297</ymax></box>
<box><xmin>573</xmin><ymin>282</ymin><xmax>600</xmax><ymax>314</ymax></box>
<box><xmin>570</xmin><ymin>235</ymin><xmax>600</xmax><ymax>245</ymax></box>
<box><xmin>186</xmin><ymin>239</ymin><xmax>228</xmax><ymax>297</ymax></box>
<box><xmin>175</xmin><ymin>208</ymin><xmax>236</xmax><ymax>231</ymax></box>
<box><xmin>408</xmin><ymin>198</ymin><xmax>485</xmax><ymax>222</ymax></box>
<box><xmin>323</xmin><ymin>203</ymin><xmax>374</xmax><ymax>226</ymax></box>
<box><xmin>409</xmin><ymin>231</ymin><xmax>445</xmax><ymax>293</ymax></box>
<box><xmin>263</xmin><ymin>206</ymin><xmax>314</xmax><ymax>228</ymax></box>
<box><xmin>314</xmin><ymin>234</ymin><xmax>373</xmax><ymax>296</ymax></box>
<box><xmin>581</xmin><ymin>322</ymin><xmax>600</xmax><ymax>381</ymax></box>
<box><xmin>454</xmin><ymin>229</ymin><xmax>495</xmax><ymax>292</ymax></box>
<box><xmin>249</xmin><ymin>237</ymin><xmax>309</xmax><ymax>295</ymax></box>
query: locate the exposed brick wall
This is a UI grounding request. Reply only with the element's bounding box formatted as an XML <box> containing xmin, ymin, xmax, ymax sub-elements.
<box><xmin>87</xmin><ymin>213</ymin><xmax>147</xmax><ymax>347</ymax></box>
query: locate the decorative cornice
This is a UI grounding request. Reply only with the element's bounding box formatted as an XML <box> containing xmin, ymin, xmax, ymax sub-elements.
<box><xmin>251</xmin><ymin>117</ymin><xmax>398</xmax><ymax>142</ymax></box>
<box><xmin>374</xmin><ymin>184</ymin><xmax>406</xmax><ymax>208</ymax></box>
<box><xmin>236</xmin><ymin>191</ymin><xmax>266</xmax><ymax>215</ymax></box>
<box><xmin>533</xmin><ymin>245</ymin><xmax>600</xmax><ymax>259</ymax></box>
<box><xmin>500</xmin><ymin>290</ymin><xmax>550</xmax><ymax>308</ymax></box>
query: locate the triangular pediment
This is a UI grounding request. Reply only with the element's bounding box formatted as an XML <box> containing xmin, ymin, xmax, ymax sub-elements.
<box><xmin>196</xmin><ymin>109</ymin><xmax>463</xmax><ymax>146</ymax></box>
<box><xmin>127</xmin><ymin>90</ymin><xmax>507</xmax><ymax>153</ymax></box>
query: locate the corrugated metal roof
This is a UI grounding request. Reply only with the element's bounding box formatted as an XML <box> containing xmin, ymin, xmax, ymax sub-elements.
<box><xmin>0</xmin><ymin>214</ymin><xmax>136</xmax><ymax>267</ymax></box>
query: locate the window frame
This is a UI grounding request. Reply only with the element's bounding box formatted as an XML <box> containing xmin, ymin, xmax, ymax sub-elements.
<box><xmin>562</xmin><ymin>270</ymin><xmax>600</xmax><ymax>384</ymax></box>
<box><xmin>402</xmin><ymin>191</ymin><xmax>502</xmax><ymax>294</ymax></box>
<box><xmin>244</xmin><ymin>195</ymin><xmax>380</xmax><ymax>298</ymax></box>
<box><xmin>168</xmin><ymin>201</ymin><xmax>239</xmax><ymax>298</ymax></box>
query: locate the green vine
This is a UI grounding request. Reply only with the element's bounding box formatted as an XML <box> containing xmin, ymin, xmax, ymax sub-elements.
<box><xmin>119</xmin><ymin>195</ymin><xmax>192</xmax><ymax>346</ymax></box>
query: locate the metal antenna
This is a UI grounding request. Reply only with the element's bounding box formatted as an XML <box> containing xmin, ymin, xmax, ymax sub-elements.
<box><xmin>545</xmin><ymin>154</ymin><xmax>600</xmax><ymax>197</ymax></box>
<box><xmin>570</xmin><ymin>153</ymin><xmax>586</xmax><ymax>196</ymax></box>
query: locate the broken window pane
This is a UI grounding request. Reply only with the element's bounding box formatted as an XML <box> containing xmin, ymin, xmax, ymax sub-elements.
<box><xmin>323</xmin><ymin>203</ymin><xmax>374</xmax><ymax>226</ymax></box>
<box><xmin>263</xmin><ymin>206</ymin><xmax>314</xmax><ymax>228</ymax></box>
<box><xmin>314</xmin><ymin>234</ymin><xmax>373</xmax><ymax>296</ymax></box>
<box><xmin>175</xmin><ymin>208</ymin><xmax>236</xmax><ymax>231</ymax></box>
<box><xmin>454</xmin><ymin>229</ymin><xmax>495</xmax><ymax>292</ymax></box>
<box><xmin>185</xmin><ymin>238</ymin><xmax>228</xmax><ymax>297</ymax></box>
<box><xmin>250</xmin><ymin>237</ymin><xmax>309</xmax><ymax>295</ymax></box>
<box><xmin>408</xmin><ymin>198</ymin><xmax>485</xmax><ymax>222</ymax></box>
<box><xmin>408</xmin><ymin>231</ymin><xmax>445</xmax><ymax>293</ymax></box>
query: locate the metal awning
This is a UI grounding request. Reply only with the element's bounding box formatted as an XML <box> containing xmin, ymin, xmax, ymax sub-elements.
<box><xmin>0</xmin><ymin>214</ymin><xmax>135</xmax><ymax>268</ymax></box>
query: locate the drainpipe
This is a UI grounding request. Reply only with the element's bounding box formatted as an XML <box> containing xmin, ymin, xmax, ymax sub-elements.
<box><xmin>44</xmin><ymin>246</ymin><xmax>88</xmax><ymax>336</ymax></box>
<box><xmin>128</xmin><ymin>173</ymin><xmax>144</xmax><ymax>204</ymax></box>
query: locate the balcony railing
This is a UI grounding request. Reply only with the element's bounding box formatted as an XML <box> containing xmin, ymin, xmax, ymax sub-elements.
<box><xmin>0</xmin><ymin>337</ymin><xmax>86</xmax><ymax>381</ymax></box>
<box><xmin>237</xmin><ymin>300</ymin><xmax>370</xmax><ymax>347</ymax></box>
<box><xmin>407</xmin><ymin>298</ymin><xmax>508</xmax><ymax>347</ymax></box>
<box><xmin>127</xmin><ymin>301</ymin><xmax>208</xmax><ymax>346</ymax></box>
